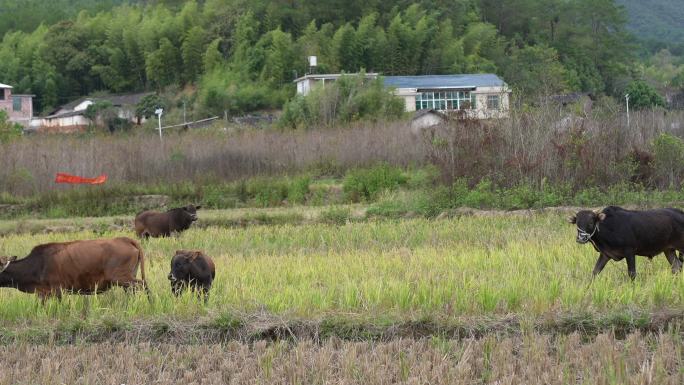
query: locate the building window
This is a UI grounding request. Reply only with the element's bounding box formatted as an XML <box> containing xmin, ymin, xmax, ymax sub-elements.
<box><xmin>415</xmin><ymin>90</ymin><xmax>472</xmax><ymax>111</ymax></box>
<box><xmin>487</xmin><ymin>95</ymin><xmax>500</xmax><ymax>110</ymax></box>
<box><xmin>12</xmin><ymin>97</ymin><xmax>21</xmax><ymax>112</ymax></box>
<box><xmin>0</xmin><ymin>90</ymin><xmax>5</xmax><ymax>100</ymax></box>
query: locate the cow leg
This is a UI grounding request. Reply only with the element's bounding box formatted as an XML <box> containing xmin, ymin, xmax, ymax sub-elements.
<box><xmin>592</xmin><ymin>253</ymin><xmax>610</xmax><ymax>277</ymax></box>
<box><xmin>119</xmin><ymin>278</ymin><xmax>144</xmax><ymax>289</ymax></box>
<box><xmin>665</xmin><ymin>250</ymin><xmax>683</xmax><ymax>274</ymax></box>
<box><xmin>626</xmin><ymin>252</ymin><xmax>637</xmax><ymax>281</ymax></box>
<box><xmin>37</xmin><ymin>290</ymin><xmax>61</xmax><ymax>304</ymax></box>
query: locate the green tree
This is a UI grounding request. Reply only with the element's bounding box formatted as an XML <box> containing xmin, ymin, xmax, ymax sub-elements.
<box><xmin>503</xmin><ymin>44</ymin><xmax>567</xmax><ymax>99</ymax></box>
<box><xmin>203</xmin><ymin>38</ymin><xmax>223</xmax><ymax>73</ymax></box>
<box><xmin>135</xmin><ymin>94</ymin><xmax>166</xmax><ymax>119</ymax></box>
<box><xmin>259</xmin><ymin>28</ymin><xmax>297</xmax><ymax>87</ymax></box>
<box><xmin>625</xmin><ymin>80</ymin><xmax>666</xmax><ymax>109</ymax></box>
<box><xmin>181</xmin><ymin>26</ymin><xmax>206</xmax><ymax>83</ymax></box>
<box><xmin>330</xmin><ymin>23</ymin><xmax>358</xmax><ymax>72</ymax></box>
<box><xmin>146</xmin><ymin>37</ymin><xmax>181</xmax><ymax>89</ymax></box>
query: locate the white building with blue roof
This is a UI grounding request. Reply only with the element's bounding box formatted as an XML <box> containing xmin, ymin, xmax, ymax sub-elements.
<box><xmin>294</xmin><ymin>73</ymin><xmax>510</xmax><ymax>119</ymax></box>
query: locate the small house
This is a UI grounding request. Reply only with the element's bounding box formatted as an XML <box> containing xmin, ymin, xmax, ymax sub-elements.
<box><xmin>294</xmin><ymin>73</ymin><xmax>510</xmax><ymax>119</ymax></box>
<box><xmin>383</xmin><ymin>74</ymin><xmax>510</xmax><ymax>119</ymax></box>
<box><xmin>294</xmin><ymin>73</ymin><xmax>379</xmax><ymax>95</ymax></box>
<box><xmin>0</xmin><ymin>83</ymin><xmax>34</xmax><ymax>128</ymax></box>
<box><xmin>29</xmin><ymin>92</ymin><xmax>152</xmax><ymax>133</ymax></box>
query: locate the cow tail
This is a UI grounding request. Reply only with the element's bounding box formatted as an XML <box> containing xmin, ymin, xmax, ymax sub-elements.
<box><xmin>138</xmin><ymin>243</ymin><xmax>147</xmax><ymax>283</ymax></box>
<box><xmin>129</xmin><ymin>238</ymin><xmax>147</xmax><ymax>284</ymax></box>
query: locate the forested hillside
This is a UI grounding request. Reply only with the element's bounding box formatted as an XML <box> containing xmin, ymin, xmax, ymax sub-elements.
<box><xmin>0</xmin><ymin>0</ymin><xmax>131</xmax><ymax>37</ymax></box>
<box><xmin>616</xmin><ymin>0</ymin><xmax>684</xmax><ymax>53</ymax></box>
<box><xmin>0</xmin><ymin>0</ymin><xmax>637</xmax><ymax>115</ymax></box>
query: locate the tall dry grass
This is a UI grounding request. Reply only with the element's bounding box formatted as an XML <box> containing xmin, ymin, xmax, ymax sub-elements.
<box><xmin>1</xmin><ymin>332</ymin><xmax>681</xmax><ymax>384</ymax></box>
<box><xmin>0</xmin><ymin>120</ymin><xmax>426</xmax><ymax>196</ymax></box>
<box><xmin>424</xmin><ymin>108</ymin><xmax>684</xmax><ymax>188</ymax></box>
<box><xmin>1</xmin><ymin>107</ymin><xmax>683</xmax><ymax>196</ymax></box>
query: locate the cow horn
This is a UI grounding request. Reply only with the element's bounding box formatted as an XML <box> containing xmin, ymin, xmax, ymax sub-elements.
<box><xmin>1</xmin><ymin>260</ymin><xmax>10</xmax><ymax>273</ymax></box>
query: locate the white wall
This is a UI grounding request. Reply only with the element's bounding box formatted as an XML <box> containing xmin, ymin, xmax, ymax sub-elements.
<box><xmin>410</xmin><ymin>113</ymin><xmax>444</xmax><ymax>132</ymax></box>
<box><xmin>29</xmin><ymin>115</ymin><xmax>90</xmax><ymax>133</ymax></box>
<box><xmin>394</xmin><ymin>86</ymin><xmax>510</xmax><ymax>118</ymax></box>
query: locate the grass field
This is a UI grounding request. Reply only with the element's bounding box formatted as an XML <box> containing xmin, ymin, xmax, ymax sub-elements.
<box><xmin>2</xmin><ymin>210</ymin><xmax>684</xmax><ymax>382</ymax></box>
<box><xmin>1</xmin><ymin>212</ymin><xmax>683</xmax><ymax>334</ymax></box>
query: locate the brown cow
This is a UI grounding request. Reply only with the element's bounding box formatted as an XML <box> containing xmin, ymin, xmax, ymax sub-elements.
<box><xmin>134</xmin><ymin>204</ymin><xmax>201</xmax><ymax>238</ymax></box>
<box><xmin>0</xmin><ymin>237</ymin><xmax>147</xmax><ymax>299</ymax></box>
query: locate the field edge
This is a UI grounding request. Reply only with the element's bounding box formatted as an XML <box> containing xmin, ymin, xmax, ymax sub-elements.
<box><xmin>2</xmin><ymin>308</ymin><xmax>682</xmax><ymax>345</ymax></box>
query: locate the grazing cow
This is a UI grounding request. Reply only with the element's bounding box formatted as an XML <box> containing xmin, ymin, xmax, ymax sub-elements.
<box><xmin>168</xmin><ymin>250</ymin><xmax>215</xmax><ymax>302</ymax></box>
<box><xmin>134</xmin><ymin>204</ymin><xmax>201</xmax><ymax>238</ymax></box>
<box><xmin>0</xmin><ymin>237</ymin><xmax>147</xmax><ymax>299</ymax></box>
<box><xmin>569</xmin><ymin>206</ymin><xmax>684</xmax><ymax>280</ymax></box>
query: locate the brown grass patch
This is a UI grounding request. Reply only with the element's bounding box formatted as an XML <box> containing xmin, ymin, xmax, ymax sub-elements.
<box><xmin>1</xmin><ymin>331</ymin><xmax>682</xmax><ymax>384</ymax></box>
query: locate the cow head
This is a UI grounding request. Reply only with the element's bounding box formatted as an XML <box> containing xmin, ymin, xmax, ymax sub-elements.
<box><xmin>183</xmin><ymin>204</ymin><xmax>201</xmax><ymax>222</ymax></box>
<box><xmin>0</xmin><ymin>256</ymin><xmax>17</xmax><ymax>273</ymax></box>
<box><xmin>568</xmin><ymin>210</ymin><xmax>605</xmax><ymax>244</ymax></box>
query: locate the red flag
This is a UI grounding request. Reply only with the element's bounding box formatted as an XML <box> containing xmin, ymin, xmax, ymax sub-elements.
<box><xmin>55</xmin><ymin>173</ymin><xmax>107</xmax><ymax>185</ymax></box>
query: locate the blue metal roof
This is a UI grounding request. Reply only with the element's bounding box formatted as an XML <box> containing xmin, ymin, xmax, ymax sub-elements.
<box><xmin>383</xmin><ymin>74</ymin><xmax>506</xmax><ymax>89</ymax></box>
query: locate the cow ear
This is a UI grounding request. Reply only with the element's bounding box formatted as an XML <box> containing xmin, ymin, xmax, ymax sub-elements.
<box><xmin>567</xmin><ymin>215</ymin><xmax>576</xmax><ymax>224</ymax></box>
<box><xmin>597</xmin><ymin>212</ymin><xmax>606</xmax><ymax>221</ymax></box>
<box><xmin>195</xmin><ymin>205</ymin><xmax>202</xmax><ymax>210</ymax></box>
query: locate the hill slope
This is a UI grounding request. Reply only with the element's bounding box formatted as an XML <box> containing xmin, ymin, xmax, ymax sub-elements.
<box><xmin>617</xmin><ymin>0</ymin><xmax>684</xmax><ymax>48</ymax></box>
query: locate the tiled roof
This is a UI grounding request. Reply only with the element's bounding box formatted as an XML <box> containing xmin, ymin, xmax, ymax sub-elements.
<box><xmin>49</xmin><ymin>92</ymin><xmax>154</xmax><ymax>115</ymax></box>
<box><xmin>383</xmin><ymin>74</ymin><xmax>506</xmax><ymax>89</ymax></box>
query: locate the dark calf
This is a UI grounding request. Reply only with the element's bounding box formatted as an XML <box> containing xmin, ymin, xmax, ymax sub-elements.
<box><xmin>569</xmin><ymin>206</ymin><xmax>684</xmax><ymax>280</ymax></box>
<box><xmin>168</xmin><ymin>250</ymin><xmax>215</xmax><ymax>302</ymax></box>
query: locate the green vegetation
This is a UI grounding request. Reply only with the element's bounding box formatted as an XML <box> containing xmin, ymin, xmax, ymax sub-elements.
<box><xmin>1</xmin><ymin>214</ymin><xmax>683</xmax><ymax>332</ymax></box>
<box><xmin>8</xmin><ymin>163</ymin><xmax>684</xmax><ymax>220</ymax></box>
<box><xmin>342</xmin><ymin>164</ymin><xmax>408</xmax><ymax>202</ymax></box>
<box><xmin>0</xmin><ymin>0</ymin><xmax>643</xmax><ymax>117</ymax></box>
<box><xmin>625</xmin><ymin>80</ymin><xmax>666</xmax><ymax>109</ymax></box>
<box><xmin>0</xmin><ymin>110</ymin><xmax>21</xmax><ymax>143</ymax></box>
<box><xmin>617</xmin><ymin>0</ymin><xmax>684</xmax><ymax>52</ymax></box>
<box><xmin>280</xmin><ymin>75</ymin><xmax>405</xmax><ymax>129</ymax></box>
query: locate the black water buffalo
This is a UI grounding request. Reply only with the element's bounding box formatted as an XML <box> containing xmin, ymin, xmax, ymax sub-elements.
<box><xmin>0</xmin><ymin>237</ymin><xmax>147</xmax><ymax>299</ymax></box>
<box><xmin>569</xmin><ymin>206</ymin><xmax>684</xmax><ymax>280</ymax></box>
<box><xmin>168</xmin><ymin>250</ymin><xmax>215</xmax><ymax>302</ymax></box>
<box><xmin>134</xmin><ymin>204</ymin><xmax>201</xmax><ymax>238</ymax></box>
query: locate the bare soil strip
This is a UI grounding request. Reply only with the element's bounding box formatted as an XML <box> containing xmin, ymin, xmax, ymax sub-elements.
<box><xmin>1</xmin><ymin>331</ymin><xmax>682</xmax><ymax>385</ymax></box>
<box><xmin>1</xmin><ymin>309</ymin><xmax>682</xmax><ymax>345</ymax></box>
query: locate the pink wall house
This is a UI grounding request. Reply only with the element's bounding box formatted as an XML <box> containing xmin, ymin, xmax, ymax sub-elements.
<box><xmin>0</xmin><ymin>83</ymin><xmax>34</xmax><ymax>128</ymax></box>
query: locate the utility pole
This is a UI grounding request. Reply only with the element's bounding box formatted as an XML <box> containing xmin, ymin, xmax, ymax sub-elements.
<box><xmin>183</xmin><ymin>100</ymin><xmax>187</xmax><ymax>125</ymax></box>
<box><xmin>155</xmin><ymin>108</ymin><xmax>163</xmax><ymax>141</ymax></box>
<box><xmin>625</xmin><ymin>93</ymin><xmax>630</xmax><ymax>129</ymax></box>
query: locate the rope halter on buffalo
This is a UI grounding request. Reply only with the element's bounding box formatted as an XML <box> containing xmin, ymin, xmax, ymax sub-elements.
<box><xmin>577</xmin><ymin>222</ymin><xmax>599</xmax><ymax>246</ymax></box>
